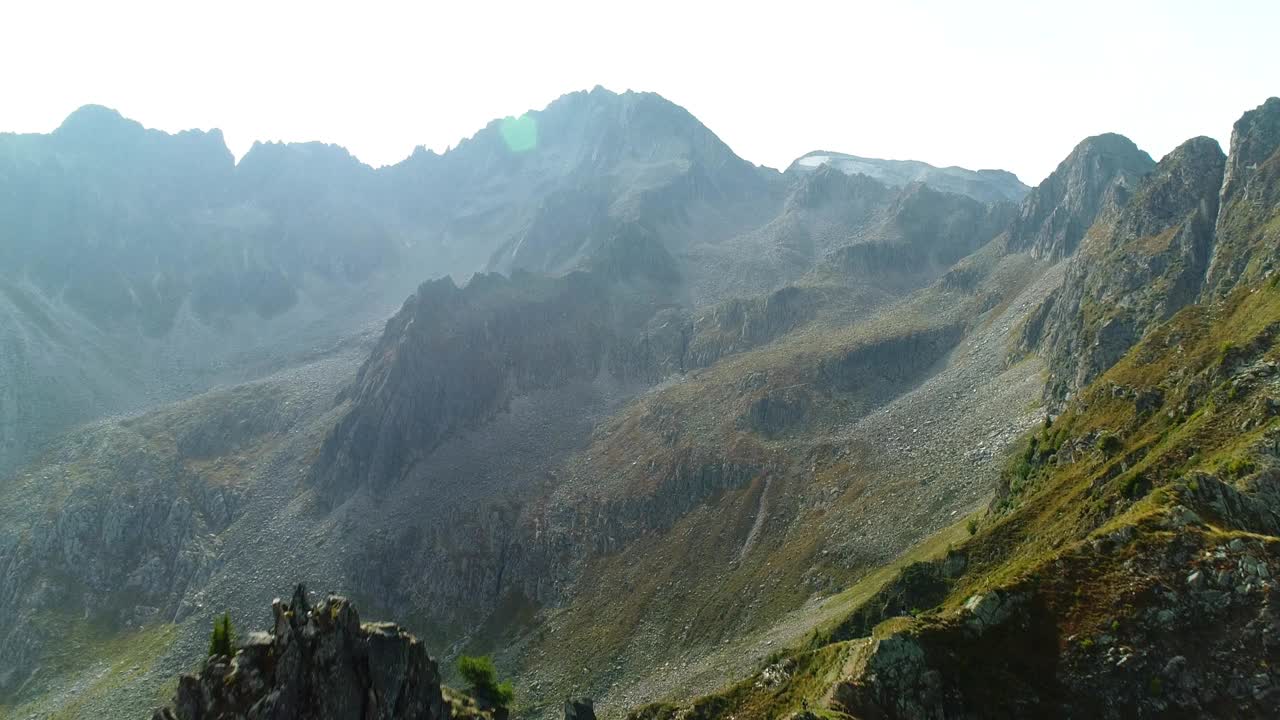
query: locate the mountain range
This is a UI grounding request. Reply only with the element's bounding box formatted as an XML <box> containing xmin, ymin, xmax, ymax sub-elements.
<box><xmin>1</xmin><ymin>89</ymin><xmax>1278</xmax><ymax>720</ymax></box>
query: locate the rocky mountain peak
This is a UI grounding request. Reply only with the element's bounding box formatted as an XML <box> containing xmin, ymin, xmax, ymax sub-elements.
<box><xmin>50</xmin><ymin>104</ymin><xmax>233</xmax><ymax>169</ymax></box>
<box><xmin>238</xmin><ymin>140</ymin><xmax>369</xmax><ymax>173</ymax></box>
<box><xmin>1008</xmin><ymin>132</ymin><xmax>1155</xmax><ymax>259</ymax></box>
<box><xmin>1203</xmin><ymin>97</ymin><xmax>1280</xmax><ymax>295</ymax></box>
<box><xmin>1027</xmin><ymin>133</ymin><xmax>1225</xmax><ymax>404</ymax></box>
<box><xmin>1098</xmin><ymin>135</ymin><xmax>1225</xmax><ymax>246</ymax></box>
<box><xmin>424</xmin><ymin>86</ymin><xmax>764</xmax><ymax>190</ymax></box>
<box><xmin>53</xmin><ymin>104</ymin><xmax>146</xmax><ymax>142</ymax></box>
<box><xmin>1219</xmin><ymin>96</ymin><xmax>1280</xmax><ymax>204</ymax></box>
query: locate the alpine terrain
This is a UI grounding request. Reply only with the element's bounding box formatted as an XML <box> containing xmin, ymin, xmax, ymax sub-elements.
<box><xmin>1</xmin><ymin>88</ymin><xmax>1279</xmax><ymax>720</ymax></box>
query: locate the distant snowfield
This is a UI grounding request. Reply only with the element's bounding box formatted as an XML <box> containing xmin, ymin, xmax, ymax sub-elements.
<box><xmin>790</xmin><ymin>151</ymin><xmax>1029</xmax><ymax>203</ymax></box>
<box><xmin>794</xmin><ymin>154</ymin><xmax>831</xmax><ymax>167</ymax></box>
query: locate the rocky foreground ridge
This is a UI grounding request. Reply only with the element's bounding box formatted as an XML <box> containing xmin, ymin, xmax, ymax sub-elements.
<box><xmin>153</xmin><ymin>585</ymin><xmax>598</xmax><ymax>720</ymax></box>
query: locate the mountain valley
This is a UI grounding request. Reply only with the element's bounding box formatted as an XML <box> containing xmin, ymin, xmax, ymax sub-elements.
<box><xmin>2</xmin><ymin>89</ymin><xmax>1279</xmax><ymax>720</ymax></box>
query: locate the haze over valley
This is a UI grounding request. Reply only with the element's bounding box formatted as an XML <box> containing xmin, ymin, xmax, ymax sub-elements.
<box><xmin>3</xmin><ymin>5</ymin><xmax>1280</xmax><ymax>719</ymax></box>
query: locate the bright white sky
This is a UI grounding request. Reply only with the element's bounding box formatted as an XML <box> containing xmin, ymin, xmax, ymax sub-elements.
<box><xmin>2</xmin><ymin>0</ymin><xmax>1276</xmax><ymax>185</ymax></box>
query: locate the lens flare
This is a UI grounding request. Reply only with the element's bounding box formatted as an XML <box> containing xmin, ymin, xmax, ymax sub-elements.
<box><xmin>500</xmin><ymin>114</ymin><xmax>537</xmax><ymax>153</ymax></box>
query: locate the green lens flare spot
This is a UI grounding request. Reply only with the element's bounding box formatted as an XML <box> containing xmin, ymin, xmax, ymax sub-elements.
<box><xmin>500</xmin><ymin>114</ymin><xmax>537</xmax><ymax>153</ymax></box>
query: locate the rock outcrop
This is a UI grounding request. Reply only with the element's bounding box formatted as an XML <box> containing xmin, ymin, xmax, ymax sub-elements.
<box><xmin>1030</xmin><ymin>135</ymin><xmax>1226</xmax><ymax>403</ymax></box>
<box><xmin>153</xmin><ymin>585</ymin><xmax>447</xmax><ymax>720</ymax></box>
<box><xmin>1006</xmin><ymin>133</ymin><xmax>1155</xmax><ymax>259</ymax></box>
<box><xmin>1204</xmin><ymin>97</ymin><xmax>1280</xmax><ymax>296</ymax></box>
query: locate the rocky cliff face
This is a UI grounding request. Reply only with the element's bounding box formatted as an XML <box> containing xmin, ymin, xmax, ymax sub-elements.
<box><xmin>1006</xmin><ymin>134</ymin><xmax>1155</xmax><ymax>260</ymax></box>
<box><xmin>1028</xmin><ymin>136</ymin><xmax>1226</xmax><ymax>403</ymax></box>
<box><xmin>859</xmin><ymin>181</ymin><xmax>1017</xmax><ymax>269</ymax></box>
<box><xmin>310</xmin><ymin>262</ymin><xmax>683</xmax><ymax>495</ymax></box>
<box><xmin>1204</xmin><ymin>97</ymin><xmax>1280</xmax><ymax>296</ymax></box>
<box><xmin>1023</xmin><ymin>99</ymin><xmax>1280</xmax><ymax>407</ymax></box>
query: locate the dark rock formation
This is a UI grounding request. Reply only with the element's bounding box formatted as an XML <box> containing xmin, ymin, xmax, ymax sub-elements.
<box><xmin>1006</xmin><ymin>133</ymin><xmax>1155</xmax><ymax>259</ymax></box>
<box><xmin>310</xmin><ymin>268</ymin><xmax>679</xmax><ymax>495</ymax></box>
<box><xmin>562</xmin><ymin>698</ymin><xmax>597</xmax><ymax>720</ymax></box>
<box><xmin>685</xmin><ymin>286</ymin><xmax>819</xmax><ymax>369</ymax></box>
<box><xmin>153</xmin><ymin>586</ymin><xmax>446</xmax><ymax>720</ymax></box>
<box><xmin>864</xmin><ymin>181</ymin><xmax>1016</xmax><ymax>269</ymax></box>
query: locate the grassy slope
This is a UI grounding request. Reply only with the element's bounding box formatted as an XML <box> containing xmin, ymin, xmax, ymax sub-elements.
<box><xmin>628</xmin><ymin>276</ymin><xmax>1280</xmax><ymax>719</ymax></box>
<box><xmin>0</xmin><ymin>621</ymin><xmax>177</xmax><ymax>719</ymax></box>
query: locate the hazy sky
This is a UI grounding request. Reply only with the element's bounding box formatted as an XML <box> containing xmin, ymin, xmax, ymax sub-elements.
<box><xmin>3</xmin><ymin>0</ymin><xmax>1276</xmax><ymax>185</ymax></box>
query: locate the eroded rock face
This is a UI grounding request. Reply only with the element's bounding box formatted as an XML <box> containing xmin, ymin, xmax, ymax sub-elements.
<box><xmin>1030</xmin><ymin>136</ymin><xmax>1226</xmax><ymax>404</ymax></box>
<box><xmin>1204</xmin><ymin>97</ymin><xmax>1280</xmax><ymax>296</ymax></box>
<box><xmin>1006</xmin><ymin>133</ymin><xmax>1156</xmax><ymax>260</ymax></box>
<box><xmin>153</xmin><ymin>586</ymin><xmax>446</xmax><ymax>720</ymax></box>
<box><xmin>310</xmin><ymin>269</ymin><xmax>681</xmax><ymax>496</ymax></box>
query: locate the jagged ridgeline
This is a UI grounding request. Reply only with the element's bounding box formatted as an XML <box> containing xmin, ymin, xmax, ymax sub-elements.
<box><xmin>1</xmin><ymin>89</ymin><xmax>1278</xmax><ymax>720</ymax></box>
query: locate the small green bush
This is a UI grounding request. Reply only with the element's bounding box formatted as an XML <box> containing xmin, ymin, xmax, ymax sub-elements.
<box><xmin>208</xmin><ymin>612</ymin><xmax>236</xmax><ymax>659</ymax></box>
<box><xmin>1219</xmin><ymin>342</ymin><xmax>1237</xmax><ymax>365</ymax></box>
<box><xmin>1120</xmin><ymin>472</ymin><xmax>1146</xmax><ymax>499</ymax></box>
<box><xmin>458</xmin><ymin>655</ymin><xmax>515</xmax><ymax>709</ymax></box>
<box><xmin>1148</xmin><ymin>675</ymin><xmax>1163</xmax><ymax>696</ymax></box>
<box><xmin>1097</xmin><ymin>433</ymin><xmax>1123</xmax><ymax>456</ymax></box>
<box><xmin>1221</xmin><ymin>457</ymin><xmax>1256</xmax><ymax>479</ymax></box>
<box><xmin>966</xmin><ymin>517</ymin><xmax>979</xmax><ymax>536</ymax></box>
